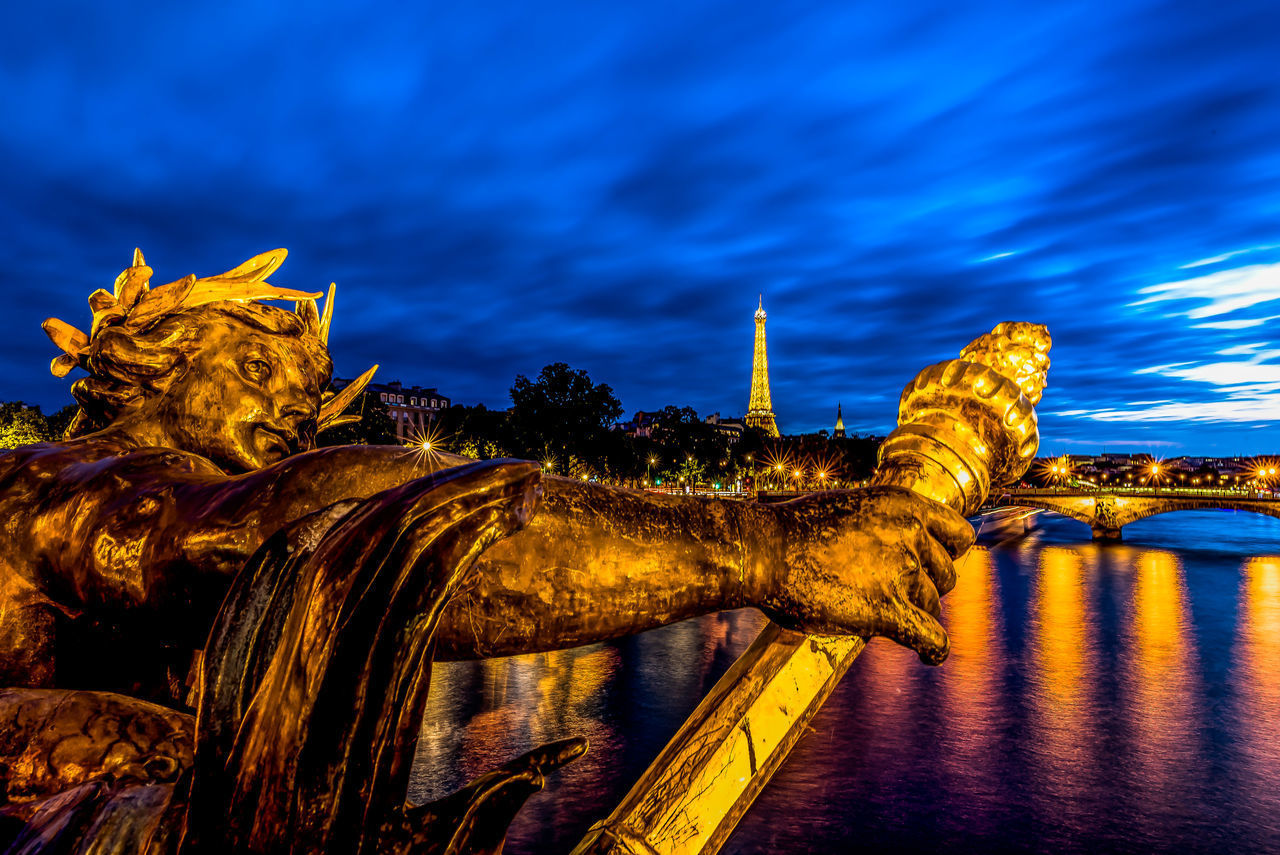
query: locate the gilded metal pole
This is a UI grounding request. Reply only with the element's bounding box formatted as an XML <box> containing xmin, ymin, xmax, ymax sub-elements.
<box><xmin>573</xmin><ymin>322</ymin><xmax>1051</xmax><ymax>855</ymax></box>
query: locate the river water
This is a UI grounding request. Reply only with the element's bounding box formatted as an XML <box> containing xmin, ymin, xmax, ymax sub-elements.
<box><xmin>409</xmin><ymin>510</ymin><xmax>1280</xmax><ymax>853</ymax></box>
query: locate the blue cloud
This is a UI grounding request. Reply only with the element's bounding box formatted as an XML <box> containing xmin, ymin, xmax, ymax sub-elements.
<box><xmin>3</xmin><ymin>0</ymin><xmax>1280</xmax><ymax>453</ymax></box>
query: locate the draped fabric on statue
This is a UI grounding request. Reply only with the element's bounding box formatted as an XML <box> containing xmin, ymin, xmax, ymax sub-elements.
<box><xmin>3</xmin><ymin>461</ymin><xmax>583</xmax><ymax>855</ymax></box>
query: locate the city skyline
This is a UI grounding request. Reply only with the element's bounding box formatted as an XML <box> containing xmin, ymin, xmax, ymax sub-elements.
<box><xmin>3</xmin><ymin>2</ymin><xmax>1280</xmax><ymax>454</ymax></box>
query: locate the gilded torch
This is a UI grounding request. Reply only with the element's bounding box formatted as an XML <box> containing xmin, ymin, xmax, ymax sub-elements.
<box><xmin>872</xmin><ymin>321</ymin><xmax>1051</xmax><ymax>515</ymax></box>
<box><xmin>576</xmin><ymin>322</ymin><xmax>1051</xmax><ymax>855</ymax></box>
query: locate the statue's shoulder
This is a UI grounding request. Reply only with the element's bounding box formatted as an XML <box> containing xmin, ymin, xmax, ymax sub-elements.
<box><xmin>0</xmin><ymin>437</ymin><xmax>223</xmax><ymax>495</ymax></box>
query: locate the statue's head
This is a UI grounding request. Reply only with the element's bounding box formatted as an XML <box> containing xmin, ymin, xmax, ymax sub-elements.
<box><xmin>44</xmin><ymin>249</ymin><xmax>370</xmax><ymax>472</ymax></box>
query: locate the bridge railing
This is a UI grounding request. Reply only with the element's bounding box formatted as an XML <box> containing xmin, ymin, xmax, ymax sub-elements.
<box><xmin>999</xmin><ymin>487</ymin><xmax>1277</xmax><ymax>501</ymax></box>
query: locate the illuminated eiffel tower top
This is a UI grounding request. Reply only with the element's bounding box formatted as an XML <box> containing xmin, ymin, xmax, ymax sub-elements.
<box><xmin>745</xmin><ymin>295</ymin><xmax>780</xmax><ymax>437</ymax></box>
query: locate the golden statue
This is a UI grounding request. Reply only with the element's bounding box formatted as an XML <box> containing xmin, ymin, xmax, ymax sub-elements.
<box><xmin>0</xmin><ymin>250</ymin><xmax>1049</xmax><ymax>853</ymax></box>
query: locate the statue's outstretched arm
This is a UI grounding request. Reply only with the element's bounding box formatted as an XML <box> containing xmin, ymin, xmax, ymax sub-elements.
<box><xmin>434</xmin><ymin>478</ymin><xmax>973</xmax><ymax>664</ymax></box>
<box><xmin>432</xmin><ymin>477</ymin><xmax>766</xmax><ymax>659</ymax></box>
<box><xmin>24</xmin><ymin>437</ymin><xmax>967</xmax><ymax>665</ymax></box>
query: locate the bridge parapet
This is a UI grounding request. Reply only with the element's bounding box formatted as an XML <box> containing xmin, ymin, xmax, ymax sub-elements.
<box><xmin>987</xmin><ymin>489</ymin><xmax>1280</xmax><ymax>540</ymax></box>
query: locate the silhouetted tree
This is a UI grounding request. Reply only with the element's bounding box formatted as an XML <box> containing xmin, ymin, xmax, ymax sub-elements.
<box><xmin>437</xmin><ymin>404</ymin><xmax>512</xmax><ymax>459</ymax></box>
<box><xmin>508</xmin><ymin>363</ymin><xmax>623</xmax><ymax>466</ymax></box>
<box><xmin>47</xmin><ymin>404</ymin><xmax>79</xmax><ymax>440</ymax></box>
<box><xmin>0</xmin><ymin>402</ymin><xmax>55</xmax><ymax>449</ymax></box>
<box><xmin>316</xmin><ymin>390</ymin><xmax>397</xmax><ymax>447</ymax></box>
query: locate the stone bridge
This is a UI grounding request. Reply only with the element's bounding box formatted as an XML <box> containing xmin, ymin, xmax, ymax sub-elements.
<box><xmin>987</xmin><ymin>488</ymin><xmax>1280</xmax><ymax>540</ymax></box>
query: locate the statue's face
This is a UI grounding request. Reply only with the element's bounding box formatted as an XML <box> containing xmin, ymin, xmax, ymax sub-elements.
<box><xmin>157</xmin><ymin>318</ymin><xmax>327</xmax><ymax>472</ymax></box>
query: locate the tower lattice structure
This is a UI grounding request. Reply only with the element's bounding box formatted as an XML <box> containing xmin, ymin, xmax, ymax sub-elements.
<box><xmin>745</xmin><ymin>296</ymin><xmax>780</xmax><ymax>437</ymax></box>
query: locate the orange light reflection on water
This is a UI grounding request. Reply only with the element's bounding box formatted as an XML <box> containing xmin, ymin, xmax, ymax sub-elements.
<box><xmin>1234</xmin><ymin>557</ymin><xmax>1280</xmax><ymax>819</ymax></box>
<box><xmin>413</xmin><ymin>643</ymin><xmax>621</xmax><ymax>805</ymax></box>
<box><xmin>1028</xmin><ymin>546</ymin><xmax>1099</xmax><ymax>822</ymax></box>
<box><xmin>1123</xmin><ymin>549</ymin><xmax>1201</xmax><ymax>821</ymax></box>
<box><xmin>938</xmin><ymin>546</ymin><xmax>1005</xmax><ymax>818</ymax></box>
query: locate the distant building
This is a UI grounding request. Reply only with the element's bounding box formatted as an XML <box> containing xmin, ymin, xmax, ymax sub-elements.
<box><xmin>704</xmin><ymin>412</ymin><xmax>746</xmax><ymax>443</ymax></box>
<box><xmin>335</xmin><ymin>378</ymin><xmax>451</xmax><ymax>442</ymax></box>
<box><xmin>616</xmin><ymin>410</ymin><xmax>660</xmax><ymax>438</ymax></box>
<box><xmin>833</xmin><ymin>403</ymin><xmax>846</xmax><ymax>439</ymax></box>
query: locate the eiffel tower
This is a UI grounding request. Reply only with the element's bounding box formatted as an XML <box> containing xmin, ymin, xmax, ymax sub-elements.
<box><xmin>744</xmin><ymin>296</ymin><xmax>780</xmax><ymax>437</ymax></box>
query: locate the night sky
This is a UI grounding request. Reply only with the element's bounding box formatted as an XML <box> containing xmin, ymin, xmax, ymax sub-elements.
<box><xmin>4</xmin><ymin>1</ymin><xmax>1280</xmax><ymax>454</ymax></box>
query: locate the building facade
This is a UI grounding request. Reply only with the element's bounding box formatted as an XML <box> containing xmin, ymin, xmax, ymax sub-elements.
<box><xmin>334</xmin><ymin>378</ymin><xmax>451</xmax><ymax>443</ymax></box>
<box><xmin>704</xmin><ymin>412</ymin><xmax>746</xmax><ymax>443</ymax></box>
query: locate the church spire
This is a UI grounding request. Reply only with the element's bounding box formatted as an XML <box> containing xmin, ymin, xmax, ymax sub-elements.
<box><xmin>745</xmin><ymin>297</ymin><xmax>779</xmax><ymax>437</ymax></box>
<box><xmin>834</xmin><ymin>402</ymin><xmax>845</xmax><ymax>438</ymax></box>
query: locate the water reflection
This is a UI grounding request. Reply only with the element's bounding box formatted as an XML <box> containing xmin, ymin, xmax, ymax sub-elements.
<box><xmin>1122</xmin><ymin>550</ymin><xmax>1202</xmax><ymax>836</ymax></box>
<box><xmin>413</xmin><ymin>644</ymin><xmax>622</xmax><ymax>799</ymax></box>
<box><xmin>937</xmin><ymin>547</ymin><xmax>1006</xmax><ymax>833</ymax></box>
<box><xmin>1232</xmin><ymin>557</ymin><xmax>1280</xmax><ymax>844</ymax></box>
<box><xmin>409</xmin><ymin>512</ymin><xmax>1280</xmax><ymax>853</ymax></box>
<box><xmin>1027</xmin><ymin>544</ymin><xmax>1100</xmax><ymax>837</ymax></box>
<box><xmin>410</xmin><ymin>609</ymin><xmax>766</xmax><ymax>851</ymax></box>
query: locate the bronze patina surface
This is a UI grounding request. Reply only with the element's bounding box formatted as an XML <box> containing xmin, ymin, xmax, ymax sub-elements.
<box><xmin>0</xmin><ymin>250</ymin><xmax>1001</xmax><ymax>853</ymax></box>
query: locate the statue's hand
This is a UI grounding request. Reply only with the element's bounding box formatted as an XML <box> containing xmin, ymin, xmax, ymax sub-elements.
<box><xmin>748</xmin><ymin>486</ymin><xmax>974</xmax><ymax>665</ymax></box>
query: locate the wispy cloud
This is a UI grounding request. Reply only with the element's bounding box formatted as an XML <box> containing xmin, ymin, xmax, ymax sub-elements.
<box><xmin>1131</xmin><ymin>263</ymin><xmax>1280</xmax><ymax>319</ymax></box>
<box><xmin>3</xmin><ymin>1</ymin><xmax>1280</xmax><ymax>452</ymax></box>
<box><xmin>1180</xmin><ymin>244</ymin><xmax>1280</xmax><ymax>269</ymax></box>
<box><xmin>1069</xmin><ymin>352</ymin><xmax>1280</xmax><ymax>423</ymax></box>
<box><xmin>1194</xmin><ymin>316</ymin><xmax>1280</xmax><ymax>330</ymax></box>
<box><xmin>1065</xmin><ymin>397</ymin><xmax>1280</xmax><ymax>423</ymax></box>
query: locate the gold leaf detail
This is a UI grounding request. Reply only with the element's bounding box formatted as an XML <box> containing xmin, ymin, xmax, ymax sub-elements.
<box><xmin>319</xmin><ymin>283</ymin><xmax>336</xmax><ymax>346</ymax></box>
<box><xmin>211</xmin><ymin>248</ymin><xmax>288</xmax><ymax>283</ymax></box>
<box><xmin>183</xmin><ymin>279</ymin><xmax>322</xmax><ymax>308</ymax></box>
<box><xmin>116</xmin><ymin>265</ymin><xmax>154</xmax><ymax>312</ymax></box>
<box><xmin>87</xmin><ymin>289</ymin><xmax>117</xmax><ymax>313</ymax></box>
<box><xmin>50</xmin><ymin>353</ymin><xmax>79</xmax><ymax>378</ymax></box>
<box><xmin>316</xmin><ymin>414</ymin><xmax>362</xmax><ymax>433</ymax></box>
<box><xmin>296</xmin><ymin>298</ymin><xmax>321</xmax><ymax>337</ymax></box>
<box><xmin>42</xmin><ymin>318</ymin><xmax>89</xmax><ymax>356</ymax></box>
<box><xmin>91</xmin><ymin>307</ymin><xmax>127</xmax><ymax>338</ymax></box>
<box><xmin>318</xmin><ymin>364</ymin><xmax>378</xmax><ymax>431</ymax></box>
<box><xmin>124</xmin><ymin>274</ymin><xmax>198</xmax><ymax>332</ymax></box>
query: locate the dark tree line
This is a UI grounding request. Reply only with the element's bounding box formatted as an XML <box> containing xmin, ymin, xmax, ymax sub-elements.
<box><xmin>0</xmin><ymin>401</ymin><xmax>79</xmax><ymax>449</ymax></box>
<box><xmin>2</xmin><ymin>362</ymin><xmax>883</xmax><ymax>490</ymax></box>
<box><xmin>435</xmin><ymin>362</ymin><xmax>883</xmax><ymax>490</ymax></box>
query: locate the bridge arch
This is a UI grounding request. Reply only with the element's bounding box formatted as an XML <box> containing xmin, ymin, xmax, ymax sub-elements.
<box><xmin>986</xmin><ymin>491</ymin><xmax>1280</xmax><ymax>540</ymax></box>
<box><xmin>1121</xmin><ymin>500</ymin><xmax>1280</xmax><ymax>526</ymax></box>
<box><xmin>984</xmin><ymin>496</ymin><xmax>1108</xmax><ymax>539</ymax></box>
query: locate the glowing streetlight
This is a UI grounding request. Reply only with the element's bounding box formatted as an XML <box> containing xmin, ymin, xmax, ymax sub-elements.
<box><xmin>1147</xmin><ymin>461</ymin><xmax>1164</xmax><ymax>491</ymax></box>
